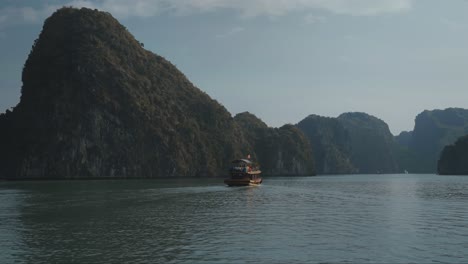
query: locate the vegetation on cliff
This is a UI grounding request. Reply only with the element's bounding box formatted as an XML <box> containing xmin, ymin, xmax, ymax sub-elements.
<box><xmin>234</xmin><ymin>112</ymin><xmax>315</xmax><ymax>176</ymax></box>
<box><xmin>298</xmin><ymin>109</ymin><xmax>468</xmax><ymax>175</ymax></box>
<box><xmin>0</xmin><ymin>7</ymin><xmax>255</xmax><ymax>179</ymax></box>
<box><xmin>297</xmin><ymin>112</ymin><xmax>399</xmax><ymax>174</ymax></box>
<box><xmin>395</xmin><ymin>108</ymin><xmax>468</xmax><ymax>173</ymax></box>
<box><xmin>296</xmin><ymin>115</ymin><xmax>356</xmax><ymax>174</ymax></box>
<box><xmin>0</xmin><ymin>7</ymin><xmax>320</xmax><ymax>179</ymax></box>
<box><xmin>438</xmin><ymin>135</ymin><xmax>468</xmax><ymax>175</ymax></box>
<box><xmin>2</xmin><ymin>8</ymin><xmax>467</xmax><ymax>178</ymax></box>
<box><xmin>337</xmin><ymin>112</ymin><xmax>399</xmax><ymax>174</ymax></box>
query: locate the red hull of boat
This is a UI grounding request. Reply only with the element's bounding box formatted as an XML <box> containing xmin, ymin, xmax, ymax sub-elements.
<box><xmin>224</xmin><ymin>177</ymin><xmax>262</xmax><ymax>187</ymax></box>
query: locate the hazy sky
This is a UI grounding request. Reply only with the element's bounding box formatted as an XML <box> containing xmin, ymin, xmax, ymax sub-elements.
<box><xmin>1</xmin><ymin>0</ymin><xmax>468</xmax><ymax>135</ymax></box>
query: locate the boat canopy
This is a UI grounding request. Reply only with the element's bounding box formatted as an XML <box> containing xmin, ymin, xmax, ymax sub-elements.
<box><xmin>231</xmin><ymin>159</ymin><xmax>252</xmax><ymax>164</ymax></box>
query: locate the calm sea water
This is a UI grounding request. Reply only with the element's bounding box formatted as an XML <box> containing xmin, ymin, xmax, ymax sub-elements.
<box><xmin>1</xmin><ymin>174</ymin><xmax>468</xmax><ymax>263</ymax></box>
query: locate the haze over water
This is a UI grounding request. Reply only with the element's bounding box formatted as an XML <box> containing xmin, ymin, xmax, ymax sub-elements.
<box><xmin>1</xmin><ymin>174</ymin><xmax>468</xmax><ymax>263</ymax></box>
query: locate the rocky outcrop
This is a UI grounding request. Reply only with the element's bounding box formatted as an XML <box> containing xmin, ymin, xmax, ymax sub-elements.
<box><xmin>0</xmin><ymin>7</ymin><xmax>321</xmax><ymax>179</ymax></box>
<box><xmin>296</xmin><ymin>115</ymin><xmax>356</xmax><ymax>174</ymax></box>
<box><xmin>395</xmin><ymin>131</ymin><xmax>412</xmax><ymax>147</ymax></box>
<box><xmin>0</xmin><ymin>7</ymin><xmax>256</xmax><ymax>179</ymax></box>
<box><xmin>297</xmin><ymin>112</ymin><xmax>399</xmax><ymax>174</ymax></box>
<box><xmin>395</xmin><ymin>108</ymin><xmax>468</xmax><ymax>173</ymax></box>
<box><xmin>234</xmin><ymin>112</ymin><xmax>315</xmax><ymax>176</ymax></box>
<box><xmin>438</xmin><ymin>135</ymin><xmax>468</xmax><ymax>175</ymax></box>
<box><xmin>337</xmin><ymin>112</ymin><xmax>399</xmax><ymax>174</ymax></box>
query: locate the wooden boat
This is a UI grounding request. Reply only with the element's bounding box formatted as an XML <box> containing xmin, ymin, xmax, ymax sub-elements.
<box><xmin>224</xmin><ymin>158</ymin><xmax>262</xmax><ymax>187</ymax></box>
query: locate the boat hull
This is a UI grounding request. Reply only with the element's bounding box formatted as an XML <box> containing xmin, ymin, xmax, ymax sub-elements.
<box><xmin>224</xmin><ymin>178</ymin><xmax>262</xmax><ymax>186</ymax></box>
<box><xmin>226</xmin><ymin>161</ymin><xmax>262</xmax><ymax>186</ymax></box>
<box><xmin>224</xmin><ymin>178</ymin><xmax>262</xmax><ymax>187</ymax></box>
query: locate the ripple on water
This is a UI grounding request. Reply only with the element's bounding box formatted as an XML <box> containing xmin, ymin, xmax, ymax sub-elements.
<box><xmin>1</xmin><ymin>175</ymin><xmax>468</xmax><ymax>263</ymax></box>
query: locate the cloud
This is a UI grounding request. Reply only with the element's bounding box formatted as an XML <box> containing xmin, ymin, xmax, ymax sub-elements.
<box><xmin>165</xmin><ymin>0</ymin><xmax>412</xmax><ymax>17</ymax></box>
<box><xmin>304</xmin><ymin>14</ymin><xmax>325</xmax><ymax>25</ymax></box>
<box><xmin>440</xmin><ymin>18</ymin><xmax>468</xmax><ymax>31</ymax></box>
<box><xmin>215</xmin><ymin>27</ymin><xmax>244</xmax><ymax>39</ymax></box>
<box><xmin>0</xmin><ymin>5</ymin><xmax>60</xmax><ymax>27</ymax></box>
<box><xmin>0</xmin><ymin>0</ymin><xmax>413</xmax><ymax>27</ymax></box>
<box><xmin>313</xmin><ymin>0</ymin><xmax>412</xmax><ymax>16</ymax></box>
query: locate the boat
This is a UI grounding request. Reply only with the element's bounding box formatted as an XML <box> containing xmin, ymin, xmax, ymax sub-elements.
<box><xmin>224</xmin><ymin>158</ymin><xmax>262</xmax><ymax>187</ymax></box>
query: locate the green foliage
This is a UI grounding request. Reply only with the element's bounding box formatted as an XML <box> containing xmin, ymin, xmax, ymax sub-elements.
<box><xmin>234</xmin><ymin>112</ymin><xmax>315</xmax><ymax>176</ymax></box>
<box><xmin>297</xmin><ymin>112</ymin><xmax>400</xmax><ymax>174</ymax></box>
<box><xmin>438</xmin><ymin>135</ymin><xmax>468</xmax><ymax>175</ymax></box>
<box><xmin>395</xmin><ymin>108</ymin><xmax>468</xmax><ymax>173</ymax></box>
<box><xmin>0</xmin><ymin>7</ymin><xmax>317</xmax><ymax>179</ymax></box>
<box><xmin>0</xmin><ymin>7</ymin><xmax>253</xmax><ymax>179</ymax></box>
<box><xmin>395</xmin><ymin>131</ymin><xmax>412</xmax><ymax>147</ymax></box>
<box><xmin>337</xmin><ymin>113</ymin><xmax>399</xmax><ymax>174</ymax></box>
<box><xmin>296</xmin><ymin>115</ymin><xmax>356</xmax><ymax>174</ymax></box>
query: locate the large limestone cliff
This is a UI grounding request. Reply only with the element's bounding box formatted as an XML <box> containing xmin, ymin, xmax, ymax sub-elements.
<box><xmin>234</xmin><ymin>112</ymin><xmax>315</xmax><ymax>176</ymax></box>
<box><xmin>0</xmin><ymin>7</ymin><xmax>316</xmax><ymax>179</ymax></box>
<box><xmin>297</xmin><ymin>112</ymin><xmax>399</xmax><ymax>174</ymax></box>
<box><xmin>0</xmin><ymin>8</ymin><xmax>253</xmax><ymax>179</ymax></box>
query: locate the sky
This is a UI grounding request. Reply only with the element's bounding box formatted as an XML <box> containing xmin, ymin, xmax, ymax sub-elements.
<box><xmin>1</xmin><ymin>0</ymin><xmax>468</xmax><ymax>135</ymax></box>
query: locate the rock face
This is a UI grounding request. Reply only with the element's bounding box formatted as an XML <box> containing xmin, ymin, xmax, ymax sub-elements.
<box><xmin>0</xmin><ymin>7</ymin><xmax>259</xmax><ymax>179</ymax></box>
<box><xmin>395</xmin><ymin>108</ymin><xmax>468</xmax><ymax>173</ymax></box>
<box><xmin>296</xmin><ymin>115</ymin><xmax>356</xmax><ymax>174</ymax></box>
<box><xmin>234</xmin><ymin>112</ymin><xmax>315</xmax><ymax>176</ymax></box>
<box><xmin>395</xmin><ymin>131</ymin><xmax>412</xmax><ymax>147</ymax></box>
<box><xmin>438</xmin><ymin>135</ymin><xmax>468</xmax><ymax>175</ymax></box>
<box><xmin>337</xmin><ymin>113</ymin><xmax>399</xmax><ymax>174</ymax></box>
<box><xmin>297</xmin><ymin>112</ymin><xmax>399</xmax><ymax>174</ymax></box>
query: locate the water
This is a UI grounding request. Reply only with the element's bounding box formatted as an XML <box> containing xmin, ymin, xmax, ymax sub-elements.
<box><xmin>1</xmin><ymin>174</ymin><xmax>468</xmax><ymax>263</ymax></box>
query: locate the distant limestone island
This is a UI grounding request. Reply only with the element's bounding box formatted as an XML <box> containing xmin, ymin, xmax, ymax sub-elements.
<box><xmin>1</xmin><ymin>7</ymin><xmax>468</xmax><ymax>179</ymax></box>
<box><xmin>396</xmin><ymin>108</ymin><xmax>468</xmax><ymax>175</ymax></box>
<box><xmin>297</xmin><ymin>113</ymin><xmax>399</xmax><ymax>174</ymax></box>
<box><xmin>438</xmin><ymin>135</ymin><xmax>468</xmax><ymax>175</ymax></box>
<box><xmin>297</xmin><ymin>108</ymin><xmax>468</xmax><ymax>175</ymax></box>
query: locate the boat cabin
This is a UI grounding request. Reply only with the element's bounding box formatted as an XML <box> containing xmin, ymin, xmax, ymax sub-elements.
<box><xmin>225</xmin><ymin>158</ymin><xmax>262</xmax><ymax>186</ymax></box>
<box><xmin>229</xmin><ymin>159</ymin><xmax>260</xmax><ymax>179</ymax></box>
